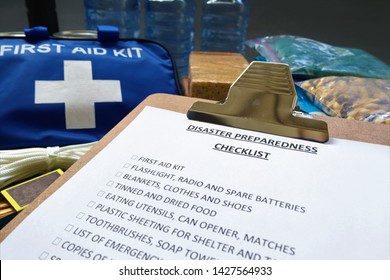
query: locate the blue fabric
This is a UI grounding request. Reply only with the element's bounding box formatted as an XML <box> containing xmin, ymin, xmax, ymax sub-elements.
<box><xmin>24</xmin><ymin>26</ymin><xmax>50</xmax><ymax>41</ymax></box>
<box><xmin>0</xmin><ymin>34</ymin><xmax>181</xmax><ymax>149</ymax></box>
<box><xmin>97</xmin><ymin>25</ymin><xmax>120</xmax><ymax>42</ymax></box>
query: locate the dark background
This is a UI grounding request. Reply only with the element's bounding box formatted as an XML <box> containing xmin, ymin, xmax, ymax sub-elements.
<box><xmin>1</xmin><ymin>0</ymin><xmax>389</xmax><ymax>64</ymax></box>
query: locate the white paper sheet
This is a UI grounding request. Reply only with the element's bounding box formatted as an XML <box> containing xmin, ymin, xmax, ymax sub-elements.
<box><xmin>1</xmin><ymin>106</ymin><xmax>389</xmax><ymax>260</ymax></box>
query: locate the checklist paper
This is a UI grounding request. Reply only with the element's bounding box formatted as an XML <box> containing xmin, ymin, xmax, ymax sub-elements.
<box><xmin>1</xmin><ymin>106</ymin><xmax>389</xmax><ymax>260</ymax></box>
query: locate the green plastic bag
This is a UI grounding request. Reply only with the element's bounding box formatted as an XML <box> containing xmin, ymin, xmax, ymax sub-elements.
<box><xmin>247</xmin><ymin>35</ymin><xmax>390</xmax><ymax>80</ymax></box>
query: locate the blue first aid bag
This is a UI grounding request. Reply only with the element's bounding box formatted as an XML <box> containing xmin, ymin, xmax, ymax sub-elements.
<box><xmin>0</xmin><ymin>26</ymin><xmax>182</xmax><ymax>149</ymax></box>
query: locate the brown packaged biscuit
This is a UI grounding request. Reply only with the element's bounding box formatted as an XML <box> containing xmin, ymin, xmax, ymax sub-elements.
<box><xmin>300</xmin><ymin>76</ymin><xmax>390</xmax><ymax>124</ymax></box>
<box><xmin>187</xmin><ymin>52</ymin><xmax>248</xmax><ymax>101</ymax></box>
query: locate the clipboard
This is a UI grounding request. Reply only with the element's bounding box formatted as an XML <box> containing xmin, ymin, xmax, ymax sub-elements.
<box><xmin>1</xmin><ymin>62</ymin><xmax>389</xmax><ymax>257</ymax></box>
<box><xmin>1</xmin><ymin>98</ymin><xmax>389</xmax><ymax>241</ymax></box>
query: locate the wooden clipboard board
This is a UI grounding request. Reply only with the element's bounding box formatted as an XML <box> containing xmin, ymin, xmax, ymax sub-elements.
<box><xmin>1</xmin><ymin>92</ymin><xmax>389</xmax><ymax>243</ymax></box>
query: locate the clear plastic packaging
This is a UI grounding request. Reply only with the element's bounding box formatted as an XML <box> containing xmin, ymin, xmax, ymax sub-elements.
<box><xmin>144</xmin><ymin>0</ymin><xmax>196</xmax><ymax>78</ymax></box>
<box><xmin>84</xmin><ymin>0</ymin><xmax>141</xmax><ymax>38</ymax></box>
<box><xmin>246</xmin><ymin>35</ymin><xmax>390</xmax><ymax>80</ymax></box>
<box><xmin>201</xmin><ymin>0</ymin><xmax>249</xmax><ymax>54</ymax></box>
<box><xmin>299</xmin><ymin>76</ymin><xmax>390</xmax><ymax>124</ymax></box>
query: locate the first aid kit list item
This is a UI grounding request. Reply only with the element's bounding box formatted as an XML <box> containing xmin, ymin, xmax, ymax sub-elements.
<box><xmin>1</xmin><ymin>107</ymin><xmax>389</xmax><ymax>260</ymax></box>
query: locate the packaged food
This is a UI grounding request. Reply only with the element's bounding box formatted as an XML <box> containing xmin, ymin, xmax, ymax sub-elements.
<box><xmin>299</xmin><ymin>76</ymin><xmax>390</xmax><ymax>124</ymax></box>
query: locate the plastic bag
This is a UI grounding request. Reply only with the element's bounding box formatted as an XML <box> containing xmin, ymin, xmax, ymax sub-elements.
<box><xmin>294</xmin><ymin>84</ymin><xmax>325</xmax><ymax>115</ymax></box>
<box><xmin>247</xmin><ymin>35</ymin><xmax>390</xmax><ymax>80</ymax></box>
<box><xmin>298</xmin><ymin>76</ymin><xmax>390</xmax><ymax>124</ymax></box>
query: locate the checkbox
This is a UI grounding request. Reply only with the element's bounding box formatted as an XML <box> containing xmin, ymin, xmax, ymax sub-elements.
<box><xmin>106</xmin><ymin>180</ymin><xmax>114</xmax><ymax>187</ymax></box>
<box><xmin>64</xmin><ymin>224</ymin><xmax>74</xmax><ymax>232</ymax></box>
<box><xmin>52</xmin><ymin>237</ymin><xmax>62</xmax><ymax>246</ymax></box>
<box><xmin>39</xmin><ymin>251</ymin><xmax>49</xmax><ymax>260</ymax></box>
<box><xmin>87</xmin><ymin>201</ymin><xmax>96</xmax><ymax>207</ymax></box>
<box><xmin>123</xmin><ymin>163</ymin><xmax>131</xmax><ymax>168</ymax></box>
<box><xmin>115</xmin><ymin>171</ymin><xmax>123</xmax><ymax>177</ymax></box>
<box><xmin>76</xmin><ymin>212</ymin><xmax>85</xmax><ymax>219</ymax></box>
<box><xmin>97</xmin><ymin>191</ymin><xmax>105</xmax><ymax>197</ymax></box>
<box><xmin>131</xmin><ymin>155</ymin><xmax>138</xmax><ymax>160</ymax></box>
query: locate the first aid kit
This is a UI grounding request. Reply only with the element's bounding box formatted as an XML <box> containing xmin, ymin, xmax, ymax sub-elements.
<box><xmin>0</xmin><ymin>26</ymin><xmax>182</xmax><ymax>189</ymax></box>
<box><xmin>0</xmin><ymin>26</ymin><xmax>182</xmax><ymax>150</ymax></box>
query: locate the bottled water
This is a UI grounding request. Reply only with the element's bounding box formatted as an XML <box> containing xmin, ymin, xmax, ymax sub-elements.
<box><xmin>144</xmin><ymin>0</ymin><xmax>196</xmax><ymax>78</ymax></box>
<box><xmin>84</xmin><ymin>0</ymin><xmax>140</xmax><ymax>38</ymax></box>
<box><xmin>201</xmin><ymin>0</ymin><xmax>249</xmax><ymax>54</ymax></box>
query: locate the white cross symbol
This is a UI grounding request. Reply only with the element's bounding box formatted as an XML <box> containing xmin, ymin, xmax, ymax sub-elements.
<box><xmin>35</xmin><ymin>60</ymin><xmax>122</xmax><ymax>129</ymax></box>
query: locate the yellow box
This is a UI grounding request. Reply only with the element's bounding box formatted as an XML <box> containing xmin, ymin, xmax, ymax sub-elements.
<box><xmin>187</xmin><ymin>52</ymin><xmax>248</xmax><ymax>101</ymax></box>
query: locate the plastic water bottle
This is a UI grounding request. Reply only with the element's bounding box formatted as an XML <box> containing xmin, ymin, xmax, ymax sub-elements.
<box><xmin>84</xmin><ymin>0</ymin><xmax>140</xmax><ymax>38</ymax></box>
<box><xmin>144</xmin><ymin>0</ymin><xmax>196</xmax><ymax>78</ymax></box>
<box><xmin>201</xmin><ymin>0</ymin><xmax>249</xmax><ymax>54</ymax></box>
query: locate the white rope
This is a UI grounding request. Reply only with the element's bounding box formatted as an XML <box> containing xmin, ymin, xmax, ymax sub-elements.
<box><xmin>0</xmin><ymin>142</ymin><xmax>96</xmax><ymax>189</ymax></box>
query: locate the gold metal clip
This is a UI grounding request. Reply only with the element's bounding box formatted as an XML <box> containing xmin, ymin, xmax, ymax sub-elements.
<box><xmin>187</xmin><ymin>61</ymin><xmax>329</xmax><ymax>142</ymax></box>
